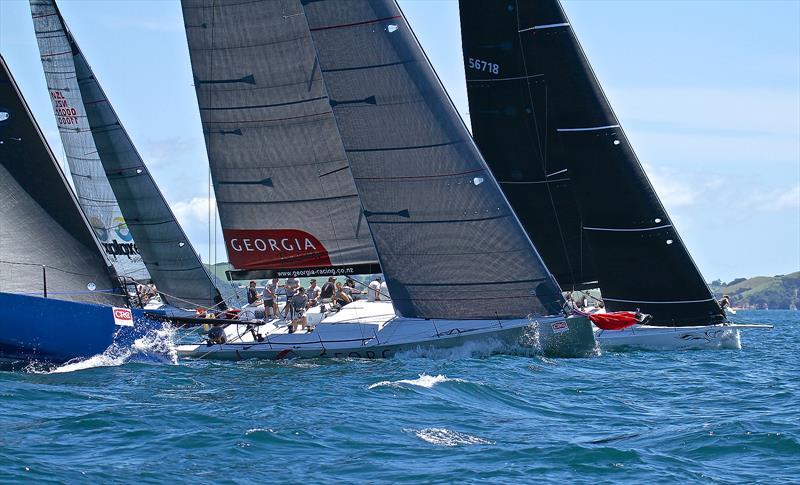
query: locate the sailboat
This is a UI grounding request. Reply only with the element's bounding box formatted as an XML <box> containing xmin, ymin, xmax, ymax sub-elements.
<box><xmin>0</xmin><ymin>55</ymin><xmax>156</xmax><ymax>363</ymax></box>
<box><xmin>457</xmin><ymin>0</ymin><xmax>771</xmax><ymax>350</ymax></box>
<box><xmin>29</xmin><ymin>0</ymin><xmax>229</xmax><ymax>315</ymax></box>
<box><xmin>174</xmin><ymin>0</ymin><xmax>597</xmax><ymax>359</ymax></box>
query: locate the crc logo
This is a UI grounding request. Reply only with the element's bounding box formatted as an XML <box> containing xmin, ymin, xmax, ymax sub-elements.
<box><xmin>114</xmin><ymin>308</ymin><xmax>131</xmax><ymax>320</ymax></box>
<box><xmin>112</xmin><ymin>307</ymin><xmax>133</xmax><ymax>326</ymax></box>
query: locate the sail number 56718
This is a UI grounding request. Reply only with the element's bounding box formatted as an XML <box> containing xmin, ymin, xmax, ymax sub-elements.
<box><xmin>467</xmin><ymin>58</ymin><xmax>499</xmax><ymax>75</ymax></box>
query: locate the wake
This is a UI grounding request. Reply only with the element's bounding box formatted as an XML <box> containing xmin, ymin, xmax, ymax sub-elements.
<box><xmin>31</xmin><ymin>325</ymin><xmax>178</xmax><ymax>374</ymax></box>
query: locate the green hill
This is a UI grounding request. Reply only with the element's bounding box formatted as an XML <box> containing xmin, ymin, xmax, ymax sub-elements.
<box><xmin>204</xmin><ymin>262</ymin><xmax>234</xmax><ymax>282</ymax></box>
<box><xmin>709</xmin><ymin>272</ymin><xmax>800</xmax><ymax>309</ymax></box>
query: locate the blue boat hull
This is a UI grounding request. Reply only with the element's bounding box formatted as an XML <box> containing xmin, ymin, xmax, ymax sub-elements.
<box><xmin>0</xmin><ymin>292</ymin><xmax>154</xmax><ymax>363</ymax></box>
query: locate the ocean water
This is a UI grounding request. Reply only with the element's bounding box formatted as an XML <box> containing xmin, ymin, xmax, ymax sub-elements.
<box><xmin>1</xmin><ymin>310</ymin><xmax>798</xmax><ymax>484</ymax></box>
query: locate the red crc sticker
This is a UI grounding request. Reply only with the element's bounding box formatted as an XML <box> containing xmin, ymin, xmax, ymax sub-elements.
<box><xmin>223</xmin><ymin>229</ymin><xmax>332</xmax><ymax>270</ymax></box>
<box><xmin>113</xmin><ymin>307</ymin><xmax>133</xmax><ymax>327</ymax></box>
<box><xmin>551</xmin><ymin>321</ymin><xmax>569</xmax><ymax>334</ymax></box>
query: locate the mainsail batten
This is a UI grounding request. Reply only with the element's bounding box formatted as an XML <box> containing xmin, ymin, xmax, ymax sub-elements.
<box><xmin>182</xmin><ymin>0</ymin><xmax>380</xmax><ymax>277</ymax></box>
<box><xmin>458</xmin><ymin>0</ymin><xmax>725</xmax><ymax>326</ymax></box>
<box><xmin>31</xmin><ymin>0</ymin><xmax>224</xmax><ymax>308</ymax></box>
<box><xmin>301</xmin><ymin>0</ymin><xmax>564</xmax><ymax>319</ymax></box>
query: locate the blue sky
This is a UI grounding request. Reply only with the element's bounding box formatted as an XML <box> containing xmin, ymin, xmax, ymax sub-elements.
<box><xmin>1</xmin><ymin>0</ymin><xmax>798</xmax><ymax>282</ymax></box>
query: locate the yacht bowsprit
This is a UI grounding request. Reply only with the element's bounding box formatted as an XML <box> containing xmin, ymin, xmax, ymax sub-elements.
<box><xmin>174</xmin><ymin>0</ymin><xmax>597</xmax><ymax>360</ymax></box>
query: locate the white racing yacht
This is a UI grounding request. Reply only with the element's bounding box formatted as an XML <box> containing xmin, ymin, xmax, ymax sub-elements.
<box><xmin>176</xmin><ymin>300</ymin><xmax>592</xmax><ymax>359</ymax></box>
<box><xmin>173</xmin><ymin>0</ymin><xmax>597</xmax><ymax>360</ymax></box>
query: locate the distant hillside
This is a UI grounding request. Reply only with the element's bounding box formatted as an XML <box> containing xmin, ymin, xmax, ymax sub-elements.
<box><xmin>709</xmin><ymin>272</ymin><xmax>800</xmax><ymax>310</ymax></box>
<box><xmin>204</xmin><ymin>262</ymin><xmax>234</xmax><ymax>282</ymax></box>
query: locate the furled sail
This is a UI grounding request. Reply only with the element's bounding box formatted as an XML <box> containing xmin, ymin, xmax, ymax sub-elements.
<box><xmin>301</xmin><ymin>0</ymin><xmax>564</xmax><ymax>319</ymax></box>
<box><xmin>0</xmin><ymin>55</ymin><xmax>125</xmax><ymax>307</ymax></box>
<box><xmin>182</xmin><ymin>0</ymin><xmax>380</xmax><ymax>280</ymax></box>
<box><xmin>458</xmin><ymin>0</ymin><xmax>724</xmax><ymax>326</ymax></box>
<box><xmin>28</xmin><ymin>1</ymin><xmax>148</xmax><ymax>283</ymax></box>
<box><xmin>31</xmin><ymin>0</ymin><xmax>224</xmax><ymax>309</ymax></box>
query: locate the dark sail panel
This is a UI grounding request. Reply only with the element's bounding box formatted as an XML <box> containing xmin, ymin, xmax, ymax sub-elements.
<box><xmin>31</xmin><ymin>0</ymin><xmax>224</xmax><ymax>309</ymax></box>
<box><xmin>181</xmin><ymin>0</ymin><xmax>379</xmax><ymax>276</ymax></box>
<box><xmin>458</xmin><ymin>2</ymin><xmax>597</xmax><ymax>290</ymax></box>
<box><xmin>458</xmin><ymin>0</ymin><xmax>724</xmax><ymax>326</ymax></box>
<box><xmin>302</xmin><ymin>0</ymin><xmax>564</xmax><ymax>319</ymax></box>
<box><xmin>0</xmin><ymin>55</ymin><xmax>124</xmax><ymax>307</ymax></box>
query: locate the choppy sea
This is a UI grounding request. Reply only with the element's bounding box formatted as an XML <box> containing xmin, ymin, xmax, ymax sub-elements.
<box><xmin>1</xmin><ymin>310</ymin><xmax>798</xmax><ymax>484</ymax></box>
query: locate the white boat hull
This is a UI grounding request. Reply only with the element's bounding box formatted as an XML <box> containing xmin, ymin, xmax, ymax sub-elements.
<box><xmin>596</xmin><ymin>324</ymin><xmax>742</xmax><ymax>351</ymax></box>
<box><xmin>176</xmin><ymin>301</ymin><xmax>597</xmax><ymax>360</ymax></box>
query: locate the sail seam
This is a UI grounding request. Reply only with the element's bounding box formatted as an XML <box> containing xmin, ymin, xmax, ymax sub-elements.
<box><xmin>309</xmin><ymin>15</ymin><xmax>401</xmax><ymax>32</ymax></box>
<box><xmin>499</xmin><ymin>178</ymin><xmax>569</xmax><ymax>185</ymax></box>
<box><xmin>518</xmin><ymin>22</ymin><xmax>570</xmax><ymax>33</ymax></box>
<box><xmin>604</xmin><ymin>297</ymin><xmax>716</xmax><ymax>304</ymax></box>
<box><xmin>583</xmin><ymin>224</ymin><xmax>672</xmax><ymax>232</ymax></box>
<box><xmin>556</xmin><ymin>124</ymin><xmax>620</xmax><ymax>132</ymax></box>
<box><xmin>345</xmin><ymin>140</ymin><xmax>461</xmax><ymax>153</ymax></box>
<box><xmin>405</xmin><ymin>277</ymin><xmax>548</xmax><ymax>287</ymax></box>
<box><xmin>468</xmin><ymin>74</ymin><xmax>544</xmax><ymax>82</ymax></box>
<box><xmin>354</xmin><ymin>168</ymin><xmax>482</xmax><ymax>181</ymax></box>
<box><xmin>366</xmin><ymin>214</ymin><xmax>508</xmax><ymax>225</ymax></box>
<box><xmin>323</xmin><ymin>59</ymin><xmax>413</xmax><ymax>73</ymax></box>
<box><xmin>199</xmin><ymin>96</ymin><xmax>327</xmax><ymax>111</ymax></box>
<box><xmin>217</xmin><ymin>194</ymin><xmax>358</xmax><ymax>205</ymax></box>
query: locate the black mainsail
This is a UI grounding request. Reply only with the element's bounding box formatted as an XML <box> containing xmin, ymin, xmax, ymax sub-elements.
<box><xmin>301</xmin><ymin>0</ymin><xmax>564</xmax><ymax>319</ymax></box>
<box><xmin>182</xmin><ymin>0</ymin><xmax>380</xmax><ymax>280</ymax></box>
<box><xmin>0</xmin><ymin>54</ymin><xmax>125</xmax><ymax>307</ymax></box>
<box><xmin>31</xmin><ymin>0</ymin><xmax>224</xmax><ymax>309</ymax></box>
<box><xmin>458</xmin><ymin>0</ymin><xmax>725</xmax><ymax>326</ymax></box>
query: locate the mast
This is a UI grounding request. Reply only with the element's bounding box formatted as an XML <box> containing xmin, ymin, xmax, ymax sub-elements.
<box><xmin>300</xmin><ymin>0</ymin><xmax>565</xmax><ymax>319</ymax></box>
<box><xmin>0</xmin><ymin>55</ymin><xmax>126</xmax><ymax>307</ymax></box>
<box><xmin>182</xmin><ymin>0</ymin><xmax>381</xmax><ymax>280</ymax></box>
<box><xmin>458</xmin><ymin>0</ymin><xmax>725</xmax><ymax>326</ymax></box>
<box><xmin>31</xmin><ymin>0</ymin><xmax>225</xmax><ymax>309</ymax></box>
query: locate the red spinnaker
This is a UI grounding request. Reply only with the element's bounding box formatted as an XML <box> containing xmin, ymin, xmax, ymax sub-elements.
<box><xmin>589</xmin><ymin>312</ymin><xmax>640</xmax><ymax>331</ymax></box>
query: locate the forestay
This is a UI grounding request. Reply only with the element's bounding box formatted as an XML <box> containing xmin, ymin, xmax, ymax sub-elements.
<box><xmin>0</xmin><ymin>55</ymin><xmax>125</xmax><ymax>307</ymax></box>
<box><xmin>182</xmin><ymin>0</ymin><xmax>380</xmax><ymax>280</ymax></box>
<box><xmin>30</xmin><ymin>0</ymin><xmax>224</xmax><ymax>309</ymax></box>
<box><xmin>302</xmin><ymin>0</ymin><xmax>564</xmax><ymax>319</ymax></box>
<box><xmin>458</xmin><ymin>0</ymin><xmax>724</xmax><ymax>326</ymax></box>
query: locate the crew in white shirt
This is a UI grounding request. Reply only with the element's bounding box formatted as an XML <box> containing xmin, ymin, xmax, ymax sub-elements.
<box><xmin>367</xmin><ymin>276</ymin><xmax>382</xmax><ymax>302</ymax></box>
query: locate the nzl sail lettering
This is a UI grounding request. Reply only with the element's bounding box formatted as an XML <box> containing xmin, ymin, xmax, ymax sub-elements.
<box><xmin>50</xmin><ymin>90</ymin><xmax>79</xmax><ymax>126</ymax></box>
<box><xmin>223</xmin><ymin>229</ymin><xmax>332</xmax><ymax>269</ymax></box>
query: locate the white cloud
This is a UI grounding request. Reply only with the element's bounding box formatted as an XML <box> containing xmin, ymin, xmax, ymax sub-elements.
<box><xmin>609</xmin><ymin>87</ymin><xmax>800</xmax><ymax>137</ymax></box>
<box><xmin>170</xmin><ymin>196</ymin><xmax>227</xmax><ymax>264</ymax></box>
<box><xmin>776</xmin><ymin>185</ymin><xmax>800</xmax><ymax>210</ymax></box>
<box><xmin>172</xmin><ymin>196</ymin><xmax>215</xmax><ymax>228</ymax></box>
<box><xmin>747</xmin><ymin>184</ymin><xmax>800</xmax><ymax>212</ymax></box>
<box><xmin>643</xmin><ymin>164</ymin><xmax>723</xmax><ymax>209</ymax></box>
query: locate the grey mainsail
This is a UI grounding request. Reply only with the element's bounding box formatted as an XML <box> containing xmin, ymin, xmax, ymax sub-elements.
<box><xmin>301</xmin><ymin>0</ymin><xmax>564</xmax><ymax>319</ymax></box>
<box><xmin>31</xmin><ymin>0</ymin><xmax>224</xmax><ymax>309</ymax></box>
<box><xmin>182</xmin><ymin>0</ymin><xmax>380</xmax><ymax>279</ymax></box>
<box><xmin>0</xmin><ymin>54</ymin><xmax>125</xmax><ymax>307</ymax></box>
<box><xmin>29</xmin><ymin>1</ymin><xmax>148</xmax><ymax>282</ymax></box>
